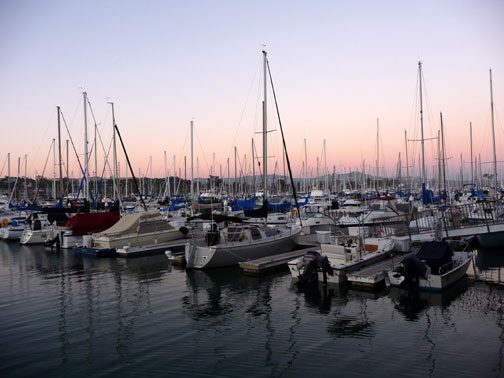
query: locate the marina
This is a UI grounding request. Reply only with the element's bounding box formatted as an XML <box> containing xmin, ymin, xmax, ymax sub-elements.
<box><xmin>1</xmin><ymin>1</ymin><xmax>504</xmax><ymax>377</ymax></box>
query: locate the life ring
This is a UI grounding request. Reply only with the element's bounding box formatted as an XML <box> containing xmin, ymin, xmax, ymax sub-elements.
<box><xmin>291</xmin><ymin>209</ymin><xmax>298</xmax><ymax>217</ymax></box>
<box><xmin>1</xmin><ymin>218</ymin><xmax>8</xmax><ymax>228</ymax></box>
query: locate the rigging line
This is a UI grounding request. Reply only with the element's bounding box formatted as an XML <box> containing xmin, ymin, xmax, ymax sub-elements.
<box><xmin>60</xmin><ymin>111</ymin><xmax>86</xmax><ymax>176</ymax></box>
<box><xmin>266</xmin><ymin>58</ymin><xmax>302</xmax><ymax>226</ymax></box>
<box><xmin>0</xmin><ymin>154</ymin><xmax>7</xmax><ymax>177</ymax></box>
<box><xmin>32</xmin><ymin>109</ymin><xmax>57</xmax><ymax>171</ymax></box>
<box><xmin>114</xmin><ymin>124</ymin><xmax>147</xmax><ymax>212</ymax></box>
<box><xmin>32</xmin><ymin>142</ymin><xmax>53</xmax><ymax>202</ymax></box>
<box><xmin>226</xmin><ymin>55</ymin><xmax>262</xmax><ymax>162</ymax></box>
<box><xmin>194</xmin><ymin>126</ymin><xmax>212</xmax><ymax>175</ymax></box>
<box><xmin>175</xmin><ymin>123</ymin><xmax>190</xmax><ymax>179</ymax></box>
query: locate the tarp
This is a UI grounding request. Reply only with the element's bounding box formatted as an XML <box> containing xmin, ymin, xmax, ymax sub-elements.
<box><xmin>94</xmin><ymin>211</ymin><xmax>160</xmax><ymax>237</ymax></box>
<box><xmin>63</xmin><ymin>212</ymin><xmax>120</xmax><ymax>236</ymax></box>
<box><xmin>416</xmin><ymin>241</ymin><xmax>453</xmax><ymax>274</ymax></box>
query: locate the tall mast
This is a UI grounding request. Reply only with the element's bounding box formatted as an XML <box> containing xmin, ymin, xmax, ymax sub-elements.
<box><xmin>323</xmin><ymin>139</ymin><xmax>327</xmax><ymax>193</ymax></box>
<box><xmin>252</xmin><ymin>138</ymin><xmax>256</xmax><ymax>195</ymax></box>
<box><xmin>418</xmin><ymin>62</ymin><xmax>426</xmax><ymax>185</ymax></box>
<box><xmin>376</xmin><ymin>118</ymin><xmax>380</xmax><ymax>191</ymax></box>
<box><xmin>190</xmin><ymin>120</ymin><xmax>194</xmax><ymax>205</ymax></box>
<box><xmin>52</xmin><ymin>138</ymin><xmax>56</xmax><ymax>199</ymax></box>
<box><xmin>66</xmin><ymin>139</ymin><xmax>69</xmax><ymax>193</ymax></box>
<box><xmin>24</xmin><ymin>154</ymin><xmax>27</xmax><ymax>201</ymax></box>
<box><xmin>234</xmin><ymin>146</ymin><xmax>237</xmax><ymax>195</ymax></box>
<box><xmin>304</xmin><ymin>138</ymin><xmax>308</xmax><ymax>192</ymax></box>
<box><xmin>164</xmin><ymin>150</ymin><xmax>167</xmax><ymax>198</ymax></box>
<box><xmin>7</xmin><ymin>153</ymin><xmax>10</xmax><ymax>195</ymax></box>
<box><xmin>470</xmin><ymin>122</ymin><xmax>474</xmax><ymax>185</ymax></box>
<box><xmin>490</xmin><ymin>69</ymin><xmax>498</xmax><ymax>198</ymax></box>
<box><xmin>83</xmin><ymin>92</ymin><xmax>89</xmax><ymax>200</ymax></box>
<box><xmin>108</xmin><ymin>101</ymin><xmax>118</xmax><ymax>201</ymax></box>
<box><xmin>440</xmin><ymin>112</ymin><xmax>447</xmax><ymax>193</ymax></box>
<box><xmin>262</xmin><ymin>50</ymin><xmax>268</xmax><ymax>202</ymax></box>
<box><xmin>57</xmin><ymin>106</ymin><xmax>63</xmax><ymax>197</ymax></box>
<box><xmin>404</xmin><ymin>130</ymin><xmax>409</xmax><ymax>182</ymax></box>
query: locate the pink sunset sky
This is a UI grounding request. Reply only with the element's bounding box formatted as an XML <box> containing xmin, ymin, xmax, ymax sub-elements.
<box><xmin>0</xmin><ymin>0</ymin><xmax>503</xmax><ymax>182</ymax></box>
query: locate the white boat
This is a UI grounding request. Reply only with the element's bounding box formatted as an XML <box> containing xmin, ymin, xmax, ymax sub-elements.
<box><xmin>0</xmin><ymin>215</ymin><xmax>27</xmax><ymax>241</ymax></box>
<box><xmin>288</xmin><ymin>236</ymin><xmax>395</xmax><ymax>284</ymax></box>
<box><xmin>185</xmin><ymin>223</ymin><xmax>302</xmax><ymax>269</ymax></box>
<box><xmin>296</xmin><ymin>210</ymin><xmax>334</xmax><ymax>234</ymax></box>
<box><xmin>91</xmin><ymin>210</ymin><xmax>186</xmax><ymax>249</ymax></box>
<box><xmin>20</xmin><ymin>229</ymin><xmax>47</xmax><ymax>244</ymax></box>
<box><xmin>387</xmin><ymin>240</ymin><xmax>473</xmax><ymax>291</ymax></box>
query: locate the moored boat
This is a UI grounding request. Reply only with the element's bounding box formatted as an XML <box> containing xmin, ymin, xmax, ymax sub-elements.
<box><xmin>387</xmin><ymin>240</ymin><xmax>473</xmax><ymax>291</ymax></box>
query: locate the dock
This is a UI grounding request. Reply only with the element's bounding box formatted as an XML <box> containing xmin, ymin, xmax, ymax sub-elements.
<box><xmin>239</xmin><ymin>246</ymin><xmax>317</xmax><ymax>276</ymax></box>
<box><xmin>116</xmin><ymin>239</ymin><xmax>188</xmax><ymax>258</ymax></box>
<box><xmin>346</xmin><ymin>255</ymin><xmax>400</xmax><ymax>290</ymax></box>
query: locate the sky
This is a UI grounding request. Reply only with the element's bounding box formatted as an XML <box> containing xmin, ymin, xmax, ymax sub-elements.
<box><xmin>0</xmin><ymin>0</ymin><xmax>503</xmax><ymax>182</ymax></box>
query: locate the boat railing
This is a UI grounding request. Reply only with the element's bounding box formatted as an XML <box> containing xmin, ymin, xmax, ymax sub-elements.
<box><xmin>368</xmin><ymin>200</ymin><xmax>504</xmax><ymax>239</ymax></box>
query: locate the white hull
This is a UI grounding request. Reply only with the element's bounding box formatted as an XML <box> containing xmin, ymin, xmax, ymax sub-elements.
<box><xmin>186</xmin><ymin>226</ymin><xmax>301</xmax><ymax>269</ymax></box>
<box><xmin>20</xmin><ymin>229</ymin><xmax>47</xmax><ymax>245</ymax></box>
<box><xmin>388</xmin><ymin>251</ymin><xmax>473</xmax><ymax>291</ymax></box>
<box><xmin>288</xmin><ymin>238</ymin><xmax>394</xmax><ymax>284</ymax></box>
<box><xmin>1</xmin><ymin>227</ymin><xmax>25</xmax><ymax>241</ymax></box>
<box><xmin>93</xmin><ymin>229</ymin><xmax>184</xmax><ymax>249</ymax></box>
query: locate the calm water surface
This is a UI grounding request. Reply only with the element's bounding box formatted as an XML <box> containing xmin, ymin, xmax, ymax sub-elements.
<box><xmin>1</xmin><ymin>242</ymin><xmax>504</xmax><ymax>378</ymax></box>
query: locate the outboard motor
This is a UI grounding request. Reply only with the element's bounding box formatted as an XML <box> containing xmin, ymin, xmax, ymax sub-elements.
<box><xmin>391</xmin><ymin>253</ymin><xmax>428</xmax><ymax>288</ymax></box>
<box><xmin>299</xmin><ymin>251</ymin><xmax>334</xmax><ymax>285</ymax></box>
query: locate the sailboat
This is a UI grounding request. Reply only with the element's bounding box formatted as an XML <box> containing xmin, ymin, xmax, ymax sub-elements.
<box><xmin>476</xmin><ymin>69</ymin><xmax>504</xmax><ymax>248</ymax></box>
<box><xmin>184</xmin><ymin>51</ymin><xmax>302</xmax><ymax>269</ymax></box>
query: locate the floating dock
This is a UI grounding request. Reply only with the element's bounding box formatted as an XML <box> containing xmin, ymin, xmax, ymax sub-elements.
<box><xmin>346</xmin><ymin>254</ymin><xmax>400</xmax><ymax>290</ymax></box>
<box><xmin>239</xmin><ymin>246</ymin><xmax>317</xmax><ymax>276</ymax></box>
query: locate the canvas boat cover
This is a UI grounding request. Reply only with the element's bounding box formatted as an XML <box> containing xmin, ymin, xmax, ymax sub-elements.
<box><xmin>93</xmin><ymin>211</ymin><xmax>161</xmax><ymax>237</ymax></box>
<box><xmin>416</xmin><ymin>241</ymin><xmax>453</xmax><ymax>274</ymax></box>
<box><xmin>63</xmin><ymin>212</ymin><xmax>120</xmax><ymax>236</ymax></box>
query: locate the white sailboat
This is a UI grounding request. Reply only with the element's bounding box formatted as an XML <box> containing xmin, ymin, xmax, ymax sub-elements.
<box><xmin>185</xmin><ymin>50</ymin><xmax>302</xmax><ymax>269</ymax></box>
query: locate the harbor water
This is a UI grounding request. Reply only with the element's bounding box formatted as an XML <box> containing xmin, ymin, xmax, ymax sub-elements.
<box><xmin>1</xmin><ymin>242</ymin><xmax>504</xmax><ymax>377</ymax></box>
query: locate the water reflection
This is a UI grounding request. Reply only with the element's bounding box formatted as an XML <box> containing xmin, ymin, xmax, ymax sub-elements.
<box><xmin>388</xmin><ymin>277</ymin><xmax>470</xmax><ymax>321</ymax></box>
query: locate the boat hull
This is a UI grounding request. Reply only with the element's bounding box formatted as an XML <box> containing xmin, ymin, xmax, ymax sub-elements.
<box><xmin>388</xmin><ymin>251</ymin><xmax>473</xmax><ymax>291</ymax></box>
<box><xmin>185</xmin><ymin>231</ymin><xmax>300</xmax><ymax>269</ymax></box>
<box><xmin>93</xmin><ymin>229</ymin><xmax>184</xmax><ymax>249</ymax></box>
<box><xmin>288</xmin><ymin>242</ymin><xmax>394</xmax><ymax>284</ymax></box>
<box><xmin>476</xmin><ymin>232</ymin><xmax>504</xmax><ymax>248</ymax></box>
<box><xmin>20</xmin><ymin>229</ymin><xmax>47</xmax><ymax>245</ymax></box>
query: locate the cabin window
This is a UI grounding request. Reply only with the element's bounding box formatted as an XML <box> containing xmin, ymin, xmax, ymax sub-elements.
<box><xmin>264</xmin><ymin>229</ymin><xmax>279</xmax><ymax>237</ymax></box>
<box><xmin>250</xmin><ymin>229</ymin><xmax>262</xmax><ymax>240</ymax></box>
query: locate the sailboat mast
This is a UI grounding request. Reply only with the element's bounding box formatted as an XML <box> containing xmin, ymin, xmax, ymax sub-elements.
<box><xmin>404</xmin><ymin>130</ymin><xmax>409</xmax><ymax>182</ymax></box>
<box><xmin>190</xmin><ymin>120</ymin><xmax>194</xmax><ymax>205</ymax></box>
<box><xmin>376</xmin><ymin>118</ymin><xmax>380</xmax><ymax>191</ymax></box>
<box><xmin>490</xmin><ymin>69</ymin><xmax>498</xmax><ymax>198</ymax></box>
<box><xmin>262</xmin><ymin>50</ymin><xmax>268</xmax><ymax>202</ymax></box>
<box><xmin>52</xmin><ymin>139</ymin><xmax>56</xmax><ymax>199</ymax></box>
<box><xmin>57</xmin><ymin>106</ymin><xmax>63</xmax><ymax>197</ymax></box>
<box><xmin>83</xmin><ymin>92</ymin><xmax>89</xmax><ymax>200</ymax></box>
<box><xmin>252</xmin><ymin>138</ymin><xmax>256</xmax><ymax>195</ymax></box>
<box><xmin>418</xmin><ymin>62</ymin><xmax>426</xmax><ymax>185</ymax></box>
<box><xmin>470</xmin><ymin>122</ymin><xmax>474</xmax><ymax>185</ymax></box>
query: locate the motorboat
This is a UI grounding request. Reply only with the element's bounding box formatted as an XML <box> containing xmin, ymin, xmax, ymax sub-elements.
<box><xmin>387</xmin><ymin>240</ymin><xmax>473</xmax><ymax>291</ymax></box>
<box><xmin>91</xmin><ymin>210</ymin><xmax>187</xmax><ymax>249</ymax></box>
<box><xmin>288</xmin><ymin>235</ymin><xmax>394</xmax><ymax>284</ymax></box>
